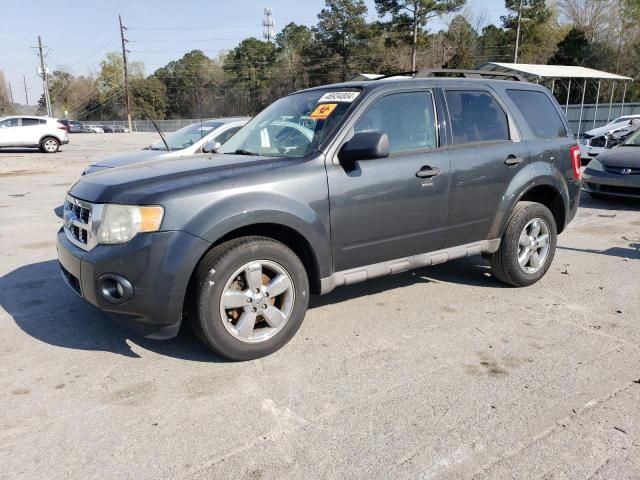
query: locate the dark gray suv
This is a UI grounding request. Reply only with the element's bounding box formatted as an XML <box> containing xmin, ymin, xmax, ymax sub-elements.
<box><xmin>57</xmin><ymin>70</ymin><xmax>581</xmax><ymax>360</ymax></box>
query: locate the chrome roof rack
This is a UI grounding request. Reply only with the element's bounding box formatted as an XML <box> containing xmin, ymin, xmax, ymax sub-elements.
<box><xmin>415</xmin><ymin>68</ymin><xmax>525</xmax><ymax>82</ymax></box>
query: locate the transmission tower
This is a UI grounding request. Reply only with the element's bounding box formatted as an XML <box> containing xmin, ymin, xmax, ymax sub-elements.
<box><xmin>263</xmin><ymin>8</ymin><xmax>275</xmax><ymax>42</ymax></box>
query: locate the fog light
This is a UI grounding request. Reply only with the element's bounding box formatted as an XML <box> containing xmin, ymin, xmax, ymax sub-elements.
<box><xmin>98</xmin><ymin>274</ymin><xmax>133</xmax><ymax>304</ymax></box>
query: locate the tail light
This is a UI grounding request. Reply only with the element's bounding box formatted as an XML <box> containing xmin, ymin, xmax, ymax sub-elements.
<box><xmin>570</xmin><ymin>145</ymin><xmax>581</xmax><ymax>180</ymax></box>
<box><xmin>57</xmin><ymin>122</ymin><xmax>68</xmax><ymax>131</ymax></box>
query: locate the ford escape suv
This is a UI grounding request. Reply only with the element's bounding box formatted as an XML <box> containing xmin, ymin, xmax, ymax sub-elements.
<box><xmin>57</xmin><ymin>69</ymin><xmax>581</xmax><ymax>360</ymax></box>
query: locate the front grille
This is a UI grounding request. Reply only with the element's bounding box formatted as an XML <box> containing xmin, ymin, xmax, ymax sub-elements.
<box><xmin>63</xmin><ymin>195</ymin><xmax>96</xmax><ymax>250</ymax></box>
<box><xmin>589</xmin><ymin>137</ymin><xmax>607</xmax><ymax>148</ymax></box>
<box><xmin>605</xmin><ymin>165</ymin><xmax>640</xmax><ymax>175</ymax></box>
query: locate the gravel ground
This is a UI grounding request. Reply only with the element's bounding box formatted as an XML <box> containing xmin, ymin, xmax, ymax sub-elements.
<box><xmin>1</xmin><ymin>133</ymin><xmax>639</xmax><ymax>479</ymax></box>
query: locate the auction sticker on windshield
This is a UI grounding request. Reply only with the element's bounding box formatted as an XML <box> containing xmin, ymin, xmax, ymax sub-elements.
<box><xmin>310</xmin><ymin>103</ymin><xmax>338</xmax><ymax>120</ymax></box>
<box><xmin>318</xmin><ymin>91</ymin><xmax>360</xmax><ymax>103</ymax></box>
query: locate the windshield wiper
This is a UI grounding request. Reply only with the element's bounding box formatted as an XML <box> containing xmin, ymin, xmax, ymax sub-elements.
<box><xmin>227</xmin><ymin>149</ymin><xmax>259</xmax><ymax>156</ymax></box>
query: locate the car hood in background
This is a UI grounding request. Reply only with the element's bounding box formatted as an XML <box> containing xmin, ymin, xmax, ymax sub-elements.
<box><xmin>584</xmin><ymin>121</ymin><xmax>632</xmax><ymax>138</ymax></box>
<box><xmin>90</xmin><ymin>149</ymin><xmax>171</xmax><ymax>169</ymax></box>
<box><xmin>69</xmin><ymin>153</ymin><xmax>301</xmax><ymax>204</ymax></box>
<box><xmin>596</xmin><ymin>146</ymin><xmax>640</xmax><ymax>168</ymax></box>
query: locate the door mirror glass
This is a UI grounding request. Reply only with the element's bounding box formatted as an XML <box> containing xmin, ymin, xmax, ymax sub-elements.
<box><xmin>339</xmin><ymin>131</ymin><xmax>389</xmax><ymax>164</ymax></box>
<box><xmin>202</xmin><ymin>140</ymin><xmax>222</xmax><ymax>153</ymax></box>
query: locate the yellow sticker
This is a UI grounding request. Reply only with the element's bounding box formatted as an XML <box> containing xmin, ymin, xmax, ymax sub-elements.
<box><xmin>310</xmin><ymin>103</ymin><xmax>338</xmax><ymax>120</ymax></box>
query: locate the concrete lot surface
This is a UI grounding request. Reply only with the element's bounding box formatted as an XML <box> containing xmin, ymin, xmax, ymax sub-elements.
<box><xmin>1</xmin><ymin>134</ymin><xmax>639</xmax><ymax>479</ymax></box>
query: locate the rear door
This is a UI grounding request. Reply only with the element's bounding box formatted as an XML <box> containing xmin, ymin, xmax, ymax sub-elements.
<box><xmin>442</xmin><ymin>88</ymin><xmax>531</xmax><ymax>247</ymax></box>
<box><xmin>327</xmin><ymin>89</ymin><xmax>451</xmax><ymax>271</ymax></box>
<box><xmin>19</xmin><ymin>117</ymin><xmax>44</xmax><ymax>145</ymax></box>
<box><xmin>503</xmin><ymin>88</ymin><xmax>575</xmax><ymax>175</ymax></box>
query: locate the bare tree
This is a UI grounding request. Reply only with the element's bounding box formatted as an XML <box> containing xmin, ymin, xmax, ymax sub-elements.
<box><xmin>558</xmin><ymin>0</ymin><xmax>618</xmax><ymax>42</ymax></box>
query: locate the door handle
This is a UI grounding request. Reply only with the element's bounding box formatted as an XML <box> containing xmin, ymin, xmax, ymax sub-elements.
<box><xmin>505</xmin><ymin>155</ymin><xmax>524</xmax><ymax>166</ymax></box>
<box><xmin>416</xmin><ymin>166</ymin><xmax>441</xmax><ymax>178</ymax></box>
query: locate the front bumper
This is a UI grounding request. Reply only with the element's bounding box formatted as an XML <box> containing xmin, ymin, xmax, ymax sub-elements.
<box><xmin>582</xmin><ymin>167</ymin><xmax>640</xmax><ymax>199</ymax></box>
<box><xmin>57</xmin><ymin>228</ymin><xmax>211</xmax><ymax>339</ymax></box>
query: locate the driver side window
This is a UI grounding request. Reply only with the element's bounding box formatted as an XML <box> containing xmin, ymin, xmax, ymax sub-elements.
<box><xmin>355</xmin><ymin>91</ymin><xmax>437</xmax><ymax>154</ymax></box>
<box><xmin>0</xmin><ymin>118</ymin><xmax>18</xmax><ymax>128</ymax></box>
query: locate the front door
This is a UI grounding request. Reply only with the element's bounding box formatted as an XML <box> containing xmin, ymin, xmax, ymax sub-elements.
<box><xmin>327</xmin><ymin>90</ymin><xmax>450</xmax><ymax>272</ymax></box>
<box><xmin>0</xmin><ymin>117</ymin><xmax>20</xmax><ymax>146</ymax></box>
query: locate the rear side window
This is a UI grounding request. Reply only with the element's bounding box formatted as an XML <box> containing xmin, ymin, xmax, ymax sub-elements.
<box><xmin>355</xmin><ymin>91</ymin><xmax>437</xmax><ymax>154</ymax></box>
<box><xmin>507</xmin><ymin>90</ymin><xmax>567</xmax><ymax>139</ymax></box>
<box><xmin>21</xmin><ymin>118</ymin><xmax>40</xmax><ymax>126</ymax></box>
<box><xmin>445</xmin><ymin>90</ymin><xmax>510</xmax><ymax>145</ymax></box>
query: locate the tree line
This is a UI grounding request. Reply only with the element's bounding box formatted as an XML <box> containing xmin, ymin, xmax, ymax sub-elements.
<box><xmin>2</xmin><ymin>0</ymin><xmax>640</xmax><ymax>120</ymax></box>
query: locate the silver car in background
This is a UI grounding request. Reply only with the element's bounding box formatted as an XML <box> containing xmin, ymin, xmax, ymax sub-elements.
<box><xmin>82</xmin><ymin>117</ymin><xmax>249</xmax><ymax>175</ymax></box>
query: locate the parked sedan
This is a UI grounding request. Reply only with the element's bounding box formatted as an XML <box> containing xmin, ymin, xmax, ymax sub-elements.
<box><xmin>82</xmin><ymin>117</ymin><xmax>249</xmax><ymax>174</ymax></box>
<box><xmin>0</xmin><ymin>116</ymin><xmax>69</xmax><ymax>153</ymax></box>
<box><xmin>85</xmin><ymin>125</ymin><xmax>104</xmax><ymax>133</ymax></box>
<box><xmin>583</xmin><ymin>128</ymin><xmax>640</xmax><ymax>199</ymax></box>
<box><xmin>59</xmin><ymin>119</ymin><xmax>86</xmax><ymax>133</ymax></box>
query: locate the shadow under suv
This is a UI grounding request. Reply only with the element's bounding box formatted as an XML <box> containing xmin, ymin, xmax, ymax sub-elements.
<box><xmin>57</xmin><ymin>70</ymin><xmax>581</xmax><ymax>360</ymax></box>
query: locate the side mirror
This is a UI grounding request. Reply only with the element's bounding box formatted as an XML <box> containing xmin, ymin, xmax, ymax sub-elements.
<box><xmin>338</xmin><ymin>131</ymin><xmax>390</xmax><ymax>165</ymax></box>
<box><xmin>202</xmin><ymin>140</ymin><xmax>222</xmax><ymax>153</ymax></box>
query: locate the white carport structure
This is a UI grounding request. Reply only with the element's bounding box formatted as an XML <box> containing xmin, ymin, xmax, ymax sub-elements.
<box><xmin>479</xmin><ymin>62</ymin><xmax>633</xmax><ymax>135</ymax></box>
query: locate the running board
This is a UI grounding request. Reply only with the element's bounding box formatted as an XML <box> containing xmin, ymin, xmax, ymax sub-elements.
<box><xmin>319</xmin><ymin>239</ymin><xmax>501</xmax><ymax>294</ymax></box>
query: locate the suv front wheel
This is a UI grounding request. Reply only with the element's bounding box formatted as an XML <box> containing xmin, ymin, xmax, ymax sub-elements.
<box><xmin>191</xmin><ymin>236</ymin><xmax>309</xmax><ymax>361</ymax></box>
<box><xmin>489</xmin><ymin>201</ymin><xmax>557</xmax><ymax>287</ymax></box>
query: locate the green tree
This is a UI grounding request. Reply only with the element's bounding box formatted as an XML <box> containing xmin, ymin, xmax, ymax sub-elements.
<box><xmin>223</xmin><ymin>39</ymin><xmax>279</xmax><ymax>112</ymax></box>
<box><xmin>0</xmin><ymin>71</ymin><xmax>14</xmax><ymax>115</ymax></box>
<box><xmin>443</xmin><ymin>15</ymin><xmax>477</xmax><ymax>68</ymax></box>
<box><xmin>374</xmin><ymin>0</ymin><xmax>466</xmax><ymax>70</ymax></box>
<box><xmin>130</xmin><ymin>76</ymin><xmax>167</xmax><ymax>119</ymax></box>
<box><xmin>502</xmin><ymin>0</ymin><xmax>561</xmax><ymax>63</ymax></box>
<box><xmin>314</xmin><ymin>0</ymin><xmax>371</xmax><ymax>81</ymax></box>
<box><xmin>154</xmin><ymin>50</ymin><xmax>222</xmax><ymax>118</ymax></box>
<box><xmin>275</xmin><ymin>23</ymin><xmax>315</xmax><ymax>91</ymax></box>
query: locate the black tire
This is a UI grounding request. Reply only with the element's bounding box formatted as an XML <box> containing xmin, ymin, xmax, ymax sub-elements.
<box><xmin>489</xmin><ymin>201</ymin><xmax>557</xmax><ymax>287</ymax></box>
<box><xmin>190</xmin><ymin>236</ymin><xmax>309</xmax><ymax>361</ymax></box>
<box><xmin>40</xmin><ymin>136</ymin><xmax>60</xmax><ymax>153</ymax></box>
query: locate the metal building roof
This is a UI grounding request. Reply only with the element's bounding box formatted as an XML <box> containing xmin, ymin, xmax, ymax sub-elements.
<box><xmin>479</xmin><ymin>62</ymin><xmax>633</xmax><ymax>81</ymax></box>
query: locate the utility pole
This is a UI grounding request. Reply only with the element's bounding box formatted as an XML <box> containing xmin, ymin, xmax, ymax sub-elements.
<box><xmin>23</xmin><ymin>75</ymin><xmax>29</xmax><ymax>105</ymax></box>
<box><xmin>263</xmin><ymin>8</ymin><xmax>274</xmax><ymax>42</ymax></box>
<box><xmin>119</xmin><ymin>14</ymin><xmax>132</xmax><ymax>132</ymax></box>
<box><xmin>34</xmin><ymin>36</ymin><xmax>52</xmax><ymax>116</ymax></box>
<box><xmin>8</xmin><ymin>82</ymin><xmax>14</xmax><ymax>104</ymax></box>
<box><xmin>514</xmin><ymin>0</ymin><xmax>524</xmax><ymax>63</ymax></box>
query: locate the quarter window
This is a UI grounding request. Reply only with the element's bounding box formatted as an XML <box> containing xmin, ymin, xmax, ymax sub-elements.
<box><xmin>354</xmin><ymin>91</ymin><xmax>437</xmax><ymax>154</ymax></box>
<box><xmin>507</xmin><ymin>90</ymin><xmax>567</xmax><ymax>139</ymax></box>
<box><xmin>445</xmin><ymin>90</ymin><xmax>510</xmax><ymax>145</ymax></box>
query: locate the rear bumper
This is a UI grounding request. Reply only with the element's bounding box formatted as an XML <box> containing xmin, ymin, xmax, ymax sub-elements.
<box><xmin>57</xmin><ymin>228</ymin><xmax>211</xmax><ymax>339</ymax></box>
<box><xmin>61</xmin><ymin>138</ymin><xmax>69</xmax><ymax>145</ymax></box>
<box><xmin>582</xmin><ymin>168</ymin><xmax>640</xmax><ymax>199</ymax></box>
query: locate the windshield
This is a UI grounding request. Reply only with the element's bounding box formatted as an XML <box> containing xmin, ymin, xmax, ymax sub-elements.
<box><xmin>622</xmin><ymin>129</ymin><xmax>640</xmax><ymax>146</ymax></box>
<box><xmin>151</xmin><ymin>121</ymin><xmax>223</xmax><ymax>151</ymax></box>
<box><xmin>218</xmin><ymin>89</ymin><xmax>361</xmax><ymax>158</ymax></box>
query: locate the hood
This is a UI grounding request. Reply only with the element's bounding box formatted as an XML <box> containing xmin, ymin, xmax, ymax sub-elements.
<box><xmin>584</xmin><ymin>121</ymin><xmax>632</xmax><ymax>138</ymax></box>
<box><xmin>90</xmin><ymin>149</ymin><xmax>170</xmax><ymax>168</ymax></box>
<box><xmin>596</xmin><ymin>145</ymin><xmax>640</xmax><ymax>168</ymax></box>
<box><xmin>69</xmin><ymin>153</ymin><xmax>299</xmax><ymax>204</ymax></box>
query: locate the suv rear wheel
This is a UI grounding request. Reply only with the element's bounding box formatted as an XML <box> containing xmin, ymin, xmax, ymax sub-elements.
<box><xmin>191</xmin><ymin>236</ymin><xmax>309</xmax><ymax>360</ymax></box>
<box><xmin>489</xmin><ymin>201</ymin><xmax>557</xmax><ymax>287</ymax></box>
<box><xmin>40</xmin><ymin>136</ymin><xmax>60</xmax><ymax>153</ymax></box>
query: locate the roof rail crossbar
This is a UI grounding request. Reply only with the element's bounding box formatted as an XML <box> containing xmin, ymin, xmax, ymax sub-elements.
<box><xmin>415</xmin><ymin>68</ymin><xmax>525</xmax><ymax>82</ymax></box>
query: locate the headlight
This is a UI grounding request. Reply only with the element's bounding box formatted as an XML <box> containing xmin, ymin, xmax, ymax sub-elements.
<box><xmin>584</xmin><ymin>158</ymin><xmax>603</xmax><ymax>172</ymax></box>
<box><xmin>96</xmin><ymin>204</ymin><xmax>164</xmax><ymax>244</ymax></box>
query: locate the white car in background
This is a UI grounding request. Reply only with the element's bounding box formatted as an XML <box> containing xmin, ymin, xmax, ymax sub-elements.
<box><xmin>580</xmin><ymin>114</ymin><xmax>640</xmax><ymax>161</ymax></box>
<box><xmin>0</xmin><ymin>116</ymin><xmax>69</xmax><ymax>153</ymax></box>
<box><xmin>82</xmin><ymin>117</ymin><xmax>249</xmax><ymax>174</ymax></box>
<box><xmin>85</xmin><ymin>125</ymin><xmax>105</xmax><ymax>133</ymax></box>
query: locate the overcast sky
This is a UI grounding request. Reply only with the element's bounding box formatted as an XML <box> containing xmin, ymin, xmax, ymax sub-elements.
<box><xmin>1</xmin><ymin>0</ymin><xmax>508</xmax><ymax>106</ymax></box>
